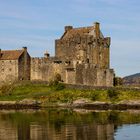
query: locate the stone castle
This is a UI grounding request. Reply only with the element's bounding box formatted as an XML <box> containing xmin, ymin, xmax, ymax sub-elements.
<box><xmin>0</xmin><ymin>22</ymin><xmax>114</xmax><ymax>86</ymax></box>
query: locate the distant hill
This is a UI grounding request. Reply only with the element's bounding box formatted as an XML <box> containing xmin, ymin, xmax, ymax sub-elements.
<box><xmin>123</xmin><ymin>73</ymin><xmax>140</xmax><ymax>85</ymax></box>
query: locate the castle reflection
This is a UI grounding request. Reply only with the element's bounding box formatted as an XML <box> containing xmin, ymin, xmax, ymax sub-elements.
<box><xmin>0</xmin><ymin>109</ymin><xmax>139</xmax><ymax>140</ymax></box>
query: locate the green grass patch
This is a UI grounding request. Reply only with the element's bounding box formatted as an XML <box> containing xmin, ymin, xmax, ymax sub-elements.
<box><xmin>0</xmin><ymin>82</ymin><xmax>140</xmax><ymax>104</ymax></box>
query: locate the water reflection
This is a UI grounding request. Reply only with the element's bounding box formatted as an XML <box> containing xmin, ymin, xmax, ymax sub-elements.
<box><xmin>0</xmin><ymin>109</ymin><xmax>140</xmax><ymax>140</ymax></box>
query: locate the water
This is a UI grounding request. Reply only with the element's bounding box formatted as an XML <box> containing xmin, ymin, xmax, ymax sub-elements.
<box><xmin>0</xmin><ymin>109</ymin><xmax>140</xmax><ymax>140</ymax></box>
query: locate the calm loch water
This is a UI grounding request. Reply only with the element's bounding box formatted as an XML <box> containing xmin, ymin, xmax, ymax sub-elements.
<box><xmin>0</xmin><ymin>109</ymin><xmax>140</xmax><ymax>140</ymax></box>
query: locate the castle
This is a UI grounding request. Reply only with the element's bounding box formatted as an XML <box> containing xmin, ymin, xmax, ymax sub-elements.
<box><xmin>0</xmin><ymin>22</ymin><xmax>114</xmax><ymax>86</ymax></box>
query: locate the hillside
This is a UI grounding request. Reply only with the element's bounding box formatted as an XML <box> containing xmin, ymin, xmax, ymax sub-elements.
<box><xmin>123</xmin><ymin>73</ymin><xmax>140</xmax><ymax>86</ymax></box>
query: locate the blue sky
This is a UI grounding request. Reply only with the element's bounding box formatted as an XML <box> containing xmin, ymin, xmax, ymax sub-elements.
<box><xmin>0</xmin><ymin>0</ymin><xmax>140</xmax><ymax>77</ymax></box>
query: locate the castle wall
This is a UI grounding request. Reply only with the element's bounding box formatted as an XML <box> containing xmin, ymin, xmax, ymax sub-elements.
<box><xmin>75</xmin><ymin>64</ymin><xmax>84</xmax><ymax>84</ymax></box>
<box><xmin>96</xmin><ymin>69</ymin><xmax>107</xmax><ymax>86</ymax></box>
<box><xmin>66</xmin><ymin>69</ymin><xmax>76</xmax><ymax>84</ymax></box>
<box><xmin>74</xmin><ymin>64</ymin><xmax>114</xmax><ymax>87</ymax></box>
<box><xmin>30</xmin><ymin>58</ymin><xmax>114</xmax><ymax>87</ymax></box>
<box><xmin>105</xmin><ymin>69</ymin><xmax>114</xmax><ymax>87</ymax></box>
<box><xmin>55</xmin><ymin>36</ymin><xmax>110</xmax><ymax>69</ymax></box>
<box><xmin>0</xmin><ymin>60</ymin><xmax>18</xmax><ymax>84</ymax></box>
<box><xmin>82</xmin><ymin>64</ymin><xmax>98</xmax><ymax>86</ymax></box>
<box><xmin>18</xmin><ymin>52</ymin><xmax>30</xmax><ymax>80</ymax></box>
<box><xmin>30</xmin><ymin>58</ymin><xmax>66</xmax><ymax>82</ymax></box>
<box><xmin>96</xmin><ymin>69</ymin><xmax>114</xmax><ymax>87</ymax></box>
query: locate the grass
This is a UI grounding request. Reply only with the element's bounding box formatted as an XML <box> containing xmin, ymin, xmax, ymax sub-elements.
<box><xmin>0</xmin><ymin>83</ymin><xmax>51</xmax><ymax>101</ymax></box>
<box><xmin>0</xmin><ymin>82</ymin><xmax>140</xmax><ymax>104</ymax></box>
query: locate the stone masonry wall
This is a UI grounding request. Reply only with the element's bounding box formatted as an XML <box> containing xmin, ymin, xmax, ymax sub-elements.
<box><xmin>74</xmin><ymin>64</ymin><xmax>114</xmax><ymax>87</ymax></box>
<box><xmin>30</xmin><ymin>58</ymin><xmax>66</xmax><ymax>82</ymax></box>
<box><xmin>54</xmin><ymin>23</ymin><xmax>113</xmax><ymax>87</ymax></box>
<box><xmin>0</xmin><ymin>60</ymin><xmax>18</xmax><ymax>84</ymax></box>
<box><xmin>55</xmin><ymin>36</ymin><xmax>110</xmax><ymax>69</ymax></box>
<box><xmin>65</xmin><ymin>63</ymin><xmax>114</xmax><ymax>87</ymax></box>
<box><xmin>65</xmin><ymin>69</ymin><xmax>76</xmax><ymax>84</ymax></box>
<box><xmin>30</xmin><ymin>57</ymin><xmax>114</xmax><ymax>87</ymax></box>
<box><xmin>18</xmin><ymin>52</ymin><xmax>30</xmax><ymax>80</ymax></box>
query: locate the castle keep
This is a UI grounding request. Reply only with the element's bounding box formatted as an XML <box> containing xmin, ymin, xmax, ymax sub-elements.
<box><xmin>0</xmin><ymin>22</ymin><xmax>114</xmax><ymax>86</ymax></box>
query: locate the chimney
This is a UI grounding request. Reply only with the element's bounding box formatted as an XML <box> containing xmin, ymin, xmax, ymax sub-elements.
<box><xmin>65</xmin><ymin>26</ymin><xmax>73</xmax><ymax>32</ymax></box>
<box><xmin>94</xmin><ymin>22</ymin><xmax>100</xmax><ymax>38</ymax></box>
<box><xmin>0</xmin><ymin>49</ymin><xmax>1</xmax><ymax>58</ymax></box>
<box><xmin>22</xmin><ymin>46</ymin><xmax>27</xmax><ymax>52</ymax></box>
<box><xmin>44</xmin><ymin>51</ymin><xmax>50</xmax><ymax>59</ymax></box>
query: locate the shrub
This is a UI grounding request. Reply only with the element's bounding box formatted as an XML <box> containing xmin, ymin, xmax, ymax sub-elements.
<box><xmin>114</xmin><ymin>77</ymin><xmax>123</xmax><ymax>86</ymax></box>
<box><xmin>48</xmin><ymin>80</ymin><xmax>59</xmax><ymax>87</ymax></box>
<box><xmin>107</xmin><ymin>89</ymin><xmax>120</xmax><ymax>99</ymax></box>
<box><xmin>53</xmin><ymin>83</ymin><xmax>65</xmax><ymax>91</ymax></box>
<box><xmin>48</xmin><ymin>80</ymin><xmax>65</xmax><ymax>91</ymax></box>
<box><xmin>91</xmin><ymin>92</ymin><xmax>99</xmax><ymax>101</ymax></box>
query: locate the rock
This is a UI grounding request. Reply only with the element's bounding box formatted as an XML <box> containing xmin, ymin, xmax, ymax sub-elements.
<box><xmin>73</xmin><ymin>98</ymin><xmax>92</xmax><ymax>105</ymax></box>
<box><xmin>91</xmin><ymin>101</ymin><xmax>109</xmax><ymax>105</ymax></box>
<box><xmin>118</xmin><ymin>100</ymin><xmax>140</xmax><ymax>105</ymax></box>
<box><xmin>0</xmin><ymin>101</ymin><xmax>16</xmax><ymax>105</ymax></box>
<box><xmin>17</xmin><ymin>99</ymin><xmax>41</xmax><ymax>105</ymax></box>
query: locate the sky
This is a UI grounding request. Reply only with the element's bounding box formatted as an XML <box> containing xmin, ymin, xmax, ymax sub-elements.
<box><xmin>0</xmin><ymin>0</ymin><xmax>140</xmax><ymax>77</ymax></box>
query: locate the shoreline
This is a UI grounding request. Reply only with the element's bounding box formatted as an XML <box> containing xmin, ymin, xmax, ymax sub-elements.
<box><xmin>0</xmin><ymin>101</ymin><xmax>40</xmax><ymax>109</ymax></box>
<box><xmin>0</xmin><ymin>101</ymin><xmax>140</xmax><ymax>110</ymax></box>
<box><xmin>0</xmin><ymin>82</ymin><xmax>140</xmax><ymax>110</ymax></box>
<box><xmin>50</xmin><ymin>101</ymin><xmax>140</xmax><ymax>110</ymax></box>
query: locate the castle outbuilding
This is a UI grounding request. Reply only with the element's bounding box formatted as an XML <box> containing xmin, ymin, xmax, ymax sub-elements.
<box><xmin>0</xmin><ymin>47</ymin><xmax>30</xmax><ymax>84</ymax></box>
<box><xmin>0</xmin><ymin>22</ymin><xmax>114</xmax><ymax>86</ymax></box>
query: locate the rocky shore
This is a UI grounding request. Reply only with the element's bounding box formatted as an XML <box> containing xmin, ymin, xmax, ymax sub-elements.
<box><xmin>1</xmin><ymin>102</ymin><xmax>140</xmax><ymax>110</ymax></box>
<box><xmin>0</xmin><ymin>99</ymin><xmax>139</xmax><ymax>110</ymax></box>
<box><xmin>0</xmin><ymin>99</ymin><xmax>41</xmax><ymax>109</ymax></box>
<box><xmin>1</xmin><ymin>98</ymin><xmax>140</xmax><ymax>110</ymax></box>
<box><xmin>55</xmin><ymin>99</ymin><xmax>140</xmax><ymax>110</ymax></box>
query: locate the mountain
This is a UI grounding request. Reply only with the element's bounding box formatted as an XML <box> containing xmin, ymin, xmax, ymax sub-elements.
<box><xmin>123</xmin><ymin>73</ymin><xmax>140</xmax><ymax>85</ymax></box>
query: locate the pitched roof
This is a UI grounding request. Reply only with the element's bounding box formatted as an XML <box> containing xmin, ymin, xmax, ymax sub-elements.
<box><xmin>0</xmin><ymin>50</ymin><xmax>24</xmax><ymax>60</ymax></box>
<box><xmin>61</xmin><ymin>26</ymin><xmax>94</xmax><ymax>39</ymax></box>
<box><xmin>61</xmin><ymin>26</ymin><xmax>104</xmax><ymax>40</ymax></box>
